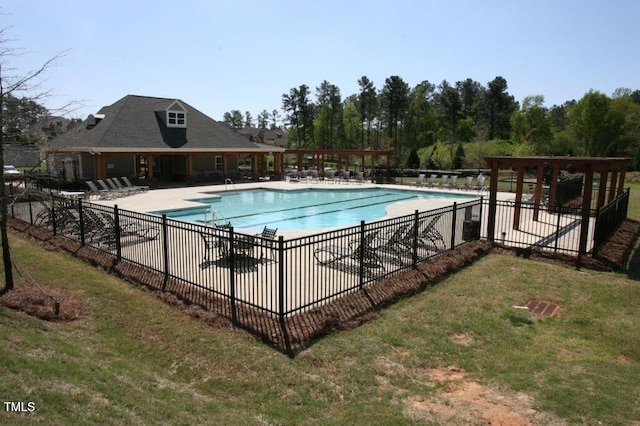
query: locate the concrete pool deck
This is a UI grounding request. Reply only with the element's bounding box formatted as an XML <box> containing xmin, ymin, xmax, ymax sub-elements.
<box><xmin>89</xmin><ymin>180</ymin><xmax>514</xmax><ymax>238</ymax></box>
<box><xmin>53</xmin><ymin>180</ymin><xmax>594</xmax><ymax>317</ymax></box>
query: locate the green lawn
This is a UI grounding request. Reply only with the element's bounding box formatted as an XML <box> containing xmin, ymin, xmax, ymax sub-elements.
<box><xmin>1</xmin><ymin>228</ymin><xmax>639</xmax><ymax>424</ymax></box>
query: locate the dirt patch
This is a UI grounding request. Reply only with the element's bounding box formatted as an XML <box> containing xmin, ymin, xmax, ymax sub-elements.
<box><xmin>0</xmin><ymin>284</ymin><xmax>82</xmax><ymax>322</ymax></box>
<box><xmin>404</xmin><ymin>367</ymin><xmax>563</xmax><ymax>425</ymax></box>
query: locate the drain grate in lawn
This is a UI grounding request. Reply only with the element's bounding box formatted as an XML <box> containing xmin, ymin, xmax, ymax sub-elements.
<box><xmin>525</xmin><ymin>299</ymin><xmax>560</xmax><ymax>317</ymax></box>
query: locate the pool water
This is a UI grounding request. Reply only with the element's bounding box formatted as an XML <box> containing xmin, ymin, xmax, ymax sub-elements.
<box><xmin>155</xmin><ymin>188</ymin><xmax>477</xmax><ymax>232</ymax></box>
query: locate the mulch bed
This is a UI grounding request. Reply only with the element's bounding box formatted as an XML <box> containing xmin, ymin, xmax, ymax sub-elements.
<box><xmin>2</xmin><ymin>217</ymin><xmax>638</xmax><ymax>353</ymax></box>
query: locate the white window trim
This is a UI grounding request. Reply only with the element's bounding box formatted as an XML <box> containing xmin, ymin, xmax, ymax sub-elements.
<box><xmin>166</xmin><ymin>100</ymin><xmax>187</xmax><ymax>128</ymax></box>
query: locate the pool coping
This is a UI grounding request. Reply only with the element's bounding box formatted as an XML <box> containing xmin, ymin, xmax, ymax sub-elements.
<box><xmin>89</xmin><ymin>180</ymin><xmax>514</xmax><ymax>238</ymax></box>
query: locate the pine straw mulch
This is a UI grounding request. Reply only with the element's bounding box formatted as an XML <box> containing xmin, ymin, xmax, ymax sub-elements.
<box><xmin>2</xmin><ymin>217</ymin><xmax>639</xmax><ymax>352</ymax></box>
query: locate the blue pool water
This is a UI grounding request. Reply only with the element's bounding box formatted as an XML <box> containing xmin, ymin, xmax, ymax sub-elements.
<box><xmin>154</xmin><ymin>188</ymin><xmax>477</xmax><ymax>232</ymax></box>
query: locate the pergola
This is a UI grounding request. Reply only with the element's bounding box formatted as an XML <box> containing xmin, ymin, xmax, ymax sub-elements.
<box><xmin>484</xmin><ymin>156</ymin><xmax>631</xmax><ymax>258</ymax></box>
<box><xmin>282</xmin><ymin>149</ymin><xmax>393</xmax><ymax>182</ymax></box>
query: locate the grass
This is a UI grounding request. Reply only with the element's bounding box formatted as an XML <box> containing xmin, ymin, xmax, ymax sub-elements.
<box><xmin>2</xmin><ymin>172</ymin><xmax>640</xmax><ymax>424</ymax></box>
<box><xmin>1</xmin><ymin>227</ymin><xmax>640</xmax><ymax>424</ymax></box>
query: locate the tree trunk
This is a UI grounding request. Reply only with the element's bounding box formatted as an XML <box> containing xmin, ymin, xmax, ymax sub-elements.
<box><xmin>0</xmin><ymin>87</ymin><xmax>14</xmax><ymax>294</ymax></box>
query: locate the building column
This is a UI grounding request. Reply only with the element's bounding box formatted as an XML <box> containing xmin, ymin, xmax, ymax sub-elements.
<box><xmin>486</xmin><ymin>160</ymin><xmax>499</xmax><ymax>242</ymax></box>
<box><xmin>146</xmin><ymin>155</ymin><xmax>154</xmax><ymax>179</ymax></box>
<box><xmin>549</xmin><ymin>163</ymin><xmax>560</xmax><ymax>207</ymax></box>
<box><xmin>597</xmin><ymin>171</ymin><xmax>608</xmax><ymax>209</ymax></box>
<box><xmin>578</xmin><ymin>165</ymin><xmax>594</xmax><ymax>265</ymax></box>
<box><xmin>532</xmin><ymin>165</ymin><xmax>545</xmax><ymax>221</ymax></box>
<box><xmin>608</xmin><ymin>168</ymin><xmax>619</xmax><ymax>203</ymax></box>
<box><xmin>253</xmin><ymin>154</ymin><xmax>259</xmax><ymax>178</ymax></box>
<box><xmin>512</xmin><ymin>167</ymin><xmax>525</xmax><ymax>230</ymax></box>
<box><xmin>617</xmin><ymin>165</ymin><xmax>627</xmax><ymax>196</ymax></box>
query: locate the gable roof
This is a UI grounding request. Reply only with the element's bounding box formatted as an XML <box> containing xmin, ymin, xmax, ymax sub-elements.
<box><xmin>47</xmin><ymin>95</ymin><xmax>282</xmax><ymax>153</ymax></box>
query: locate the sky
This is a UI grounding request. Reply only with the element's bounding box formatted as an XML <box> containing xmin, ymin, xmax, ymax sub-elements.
<box><xmin>3</xmin><ymin>0</ymin><xmax>640</xmax><ymax>123</ymax></box>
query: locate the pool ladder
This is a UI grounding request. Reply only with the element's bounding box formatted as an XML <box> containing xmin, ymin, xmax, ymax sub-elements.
<box><xmin>225</xmin><ymin>178</ymin><xmax>236</xmax><ymax>191</ymax></box>
<box><xmin>203</xmin><ymin>207</ymin><xmax>229</xmax><ymax>227</ymax></box>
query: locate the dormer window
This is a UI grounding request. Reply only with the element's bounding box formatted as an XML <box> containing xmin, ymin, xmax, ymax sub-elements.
<box><xmin>166</xmin><ymin>101</ymin><xmax>187</xmax><ymax>128</ymax></box>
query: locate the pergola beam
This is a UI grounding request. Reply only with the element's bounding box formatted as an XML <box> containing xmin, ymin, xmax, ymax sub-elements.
<box><xmin>484</xmin><ymin>156</ymin><xmax>631</xmax><ymax>257</ymax></box>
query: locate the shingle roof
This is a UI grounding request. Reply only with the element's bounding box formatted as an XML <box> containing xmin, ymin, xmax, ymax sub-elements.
<box><xmin>47</xmin><ymin>95</ymin><xmax>281</xmax><ymax>153</ymax></box>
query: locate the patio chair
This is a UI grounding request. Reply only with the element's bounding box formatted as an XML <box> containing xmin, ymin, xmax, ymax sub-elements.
<box><xmin>34</xmin><ymin>201</ymin><xmax>81</xmax><ymax>234</ymax></box>
<box><xmin>121</xmin><ymin>176</ymin><xmax>150</xmax><ymax>192</ymax></box>
<box><xmin>426</xmin><ymin>174</ymin><xmax>438</xmax><ymax>187</ymax></box>
<box><xmin>325</xmin><ymin>170</ymin><xmax>337</xmax><ymax>183</ymax></box>
<box><xmin>309</xmin><ymin>170</ymin><xmax>319</xmax><ymax>183</ymax></box>
<box><xmin>449</xmin><ymin>175</ymin><xmax>458</xmax><ymax>189</ymax></box>
<box><xmin>86</xmin><ymin>180</ymin><xmax>114</xmax><ymax>199</ymax></box>
<box><xmin>476</xmin><ymin>174</ymin><xmax>487</xmax><ymax>192</ymax></box>
<box><xmin>417</xmin><ymin>214</ymin><xmax>446</xmax><ymax>251</ymax></box>
<box><xmin>287</xmin><ymin>171</ymin><xmax>299</xmax><ymax>182</ymax></box>
<box><xmin>374</xmin><ymin>223</ymin><xmax>411</xmax><ymax>265</ymax></box>
<box><xmin>85</xmin><ymin>209</ymin><xmax>159</xmax><ymax>245</ymax></box>
<box><xmin>439</xmin><ymin>175</ymin><xmax>450</xmax><ymax>188</ymax></box>
<box><xmin>461</xmin><ymin>176</ymin><xmax>474</xmax><ymax>190</ymax></box>
<box><xmin>413</xmin><ymin>174</ymin><xmax>426</xmax><ymax>187</ymax></box>
<box><xmin>313</xmin><ymin>230</ymin><xmax>384</xmax><ymax>272</ymax></box>
<box><xmin>97</xmin><ymin>179</ymin><xmax>126</xmax><ymax>197</ymax></box>
<box><xmin>255</xmin><ymin>226</ymin><xmax>278</xmax><ymax>262</ymax></box>
<box><xmin>200</xmin><ymin>223</ymin><xmax>232</xmax><ymax>263</ymax></box>
<box><xmin>107</xmin><ymin>177</ymin><xmax>137</xmax><ymax>194</ymax></box>
<box><xmin>353</xmin><ymin>171</ymin><xmax>364</xmax><ymax>184</ymax></box>
<box><xmin>340</xmin><ymin>170</ymin><xmax>351</xmax><ymax>184</ymax></box>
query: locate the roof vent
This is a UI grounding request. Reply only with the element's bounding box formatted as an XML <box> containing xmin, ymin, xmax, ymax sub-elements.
<box><xmin>86</xmin><ymin>113</ymin><xmax>105</xmax><ymax>129</ymax></box>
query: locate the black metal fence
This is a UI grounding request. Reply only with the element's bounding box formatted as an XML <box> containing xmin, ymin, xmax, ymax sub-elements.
<box><xmin>9</xmin><ymin>192</ymin><xmax>482</xmax><ymax>317</ymax></box>
<box><xmin>6</xmin><ymin>188</ymin><xmax>627</xmax><ymax>352</ymax></box>
<box><xmin>593</xmin><ymin>189</ymin><xmax>630</xmax><ymax>255</ymax></box>
<box><xmin>485</xmin><ymin>199</ymin><xmax>591</xmax><ymax>255</ymax></box>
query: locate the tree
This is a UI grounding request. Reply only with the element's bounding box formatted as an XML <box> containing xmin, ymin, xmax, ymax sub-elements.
<box><xmin>2</xmin><ymin>94</ymin><xmax>49</xmax><ymax>143</ymax></box>
<box><xmin>452</xmin><ymin>143</ymin><xmax>465</xmax><ymax>169</ymax></box>
<box><xmin>357</xmin><ymin>76</ymin><xmax>379</xmax><ymax>148</ymax></box>
<box><xmin>282</xmin><ymin>84</ymin><xmax>314</xmax><ymax>147</ymax></box>
<box><xmin>244</xmin><ymin>111</ymin><xmax>253</xmax><ymax>127</ymax></box>
<box><xmin>568</xmin><ymin>90</ymin><xmax>620</xmax><ymax>156</ymax></box>
<box><xmin>456</xmin><ymin>78</ymin><xmax>483</xmax><ymax>119</ymax></box>
<box><xmin>257</xmin><ymin>109</ymin><xmax>269</xmax><ymax>129</ymax></box>
<box><xmin>0</xmin><ymin>26</ymin><xmax>65</xmax><ymax>294</ymax></box>
<box><xmin>380</xmin><ymin>75</ymin><xmax>410</xmax><ymax>150</ymax></box>
<box><xmin>406</xmin><ymin>148</ymin><xmax>420</xmax><ymax>169</ymax></box>
<box><xmin>222</xmin><ymin>110</ymin><xmax>243</xmax><ymax>128</ymax></box>
<box><xmin>477</xmin><ymin>76</ymin><xmax>518</xmax><ymax>140</ymax></box>
<box><xmin>510</xmin><ymin>95</ymin><xmax>552</xmax><ymax>153</ymax></box>
<box><xmin>342</xmin><ymin>102</ymin><xmax>360</xmax><ymax>149</ymax></box>
<box><xmin>405</xmin><ymin>81</ymin><xmax>436</xmax><ymax>150</ymax></box>
<box><xmin>435</xmin><ymin>80</ymin><xmax>462</xmax><ymax>144</ymax></box>
<box><xmin>315</xmin><ymin>80</ymin><xmax>342</xmax><ymax>149</ymax></box>
<box><xmin>270</xmin><ymin>109</ymin><xmax>281</xmax><ymax>129</ymax></box>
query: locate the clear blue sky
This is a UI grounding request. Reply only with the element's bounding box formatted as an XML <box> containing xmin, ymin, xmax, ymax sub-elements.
<box><xmin>4</xmin><ymin>0</ymin><xmax>640</xmax><ymax>122</ymax></box>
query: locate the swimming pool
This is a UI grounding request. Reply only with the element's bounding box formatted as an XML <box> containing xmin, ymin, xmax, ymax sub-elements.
<box><xmin>154</xmin><ymin>188</ymin><xmax>478</xmax><ymax>232</ymax></box>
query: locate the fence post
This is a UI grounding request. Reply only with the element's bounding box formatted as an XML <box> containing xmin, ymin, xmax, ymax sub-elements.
<box><xmin>78</xmin><ymin>199</ymin><xmax>85</xmax><ymax>246</ymax></box>
<box><xmin>593</xmin><ymin>205</ymin><xmax>602</xmax><ymax>256</ymax></box>
<box><xmin>478</xmin><ymin>196</ymin><xmax>484</xmax><ymax>241</ymax></box>
<box><xmin>161</xmin><ymin>214</ymin><xmax>169</xmax><ymax>291</ymax></box>
<box><xmin>553</xmin><ymin>201</ymin><xmax>562</xmax><ymax>253</ymax></box>
<box><xmin>412</xmin><ymin>210</ymin><xmax>419</xmax><ymax>268</ymax></box>
<box><xmin>277</xmin><ymin>235</ymin><xmax>291</xmax><ymax>355</ymax></box>
<box><xmin>28</xmin><ymin>194</ymin><xmax>34</xmax><ymax>225</ymax></box>
<box><xmin>359</xmin><ymin>220</ymin><xmax>365</xmax><ymax>289</ymax></box>
<box><xmin>50</xmin><ymin>195</ymin><xmax>57</xmax><ymax>236</ymax></box>
<box><xmin>229</xmin><ymin>226</ymin><xmax>237</xmax><ymax>324</ymax></box>
<box><xmin>450</xmin><ymin>202</ymin><xmax>457</xmax><ymax>249</ymax></box>
<box><xmin>114</xmin><ymin>205</ymin><xmax>122</xmax><ymax>261</ymax></box>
